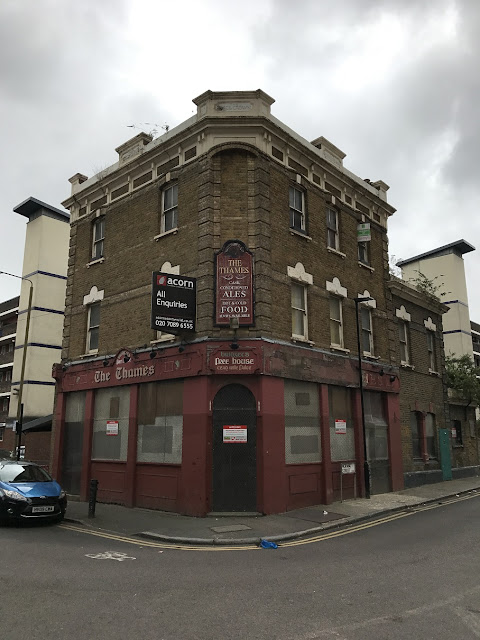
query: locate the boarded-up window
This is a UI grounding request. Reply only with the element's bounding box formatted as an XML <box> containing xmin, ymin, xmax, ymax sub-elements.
<box><xmin>329</xmin><ymin>386</ymin><xmax>354</xmax><ymax>461</ymax></box>
<box><xmin>132</xmin><ymin>171</ymin><xmax>152</xmax><ymax>189</ymax></box>
<box><xmin>184</xmin><ymin>146</ymin><xmax>197</xmax><ymax>161</ymax></box>
<box><xmin>111</xmin><ymin>184</ymin><xmax>129</xmax><ymax>200</ymax></box>
<box><xmin>364</xmin><ymin>392</ymin><xmax>388</xmax><ymax>461</ymax></box>
<box><xmin>272</xmin><ymin>146</ymin><xmax>284</xmax><ymax>161</ymax></box>
<box><xmin>137</xmin><ymin>380</ymin><xmax>183</xmax><ymax>464</ymax></box>
<box><xmin>325</xmin><ymin>182</ymin><xmax>341</xmax><ymax>198</ymax></box>
<box><xmin>284</xmin><ymin>380</ymin><xmax>321</xmax><ymax>464</ymax></box>
<box><xmin>92</xmin><ymin>386</ymin><xmax>130</xmax><ymax>461</ymax></box>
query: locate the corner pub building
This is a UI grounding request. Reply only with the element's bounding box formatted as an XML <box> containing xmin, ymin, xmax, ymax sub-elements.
<box><xmin>51</xmin><ymin>90</ymin><xmax>404</xmax><ymax>516</ymax></box>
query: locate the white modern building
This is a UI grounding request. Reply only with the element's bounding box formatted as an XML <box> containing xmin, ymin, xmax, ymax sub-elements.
<box><xmin>398</xmin><ymin>240</ymin><xmax>475</xmax><ymax>359</ymax></box>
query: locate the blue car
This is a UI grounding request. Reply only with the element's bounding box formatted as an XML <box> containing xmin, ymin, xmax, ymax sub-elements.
<box><xmin>0</xmin><ymin>459</ymin><xmax>67</xmax><ymax>524</ymax></box>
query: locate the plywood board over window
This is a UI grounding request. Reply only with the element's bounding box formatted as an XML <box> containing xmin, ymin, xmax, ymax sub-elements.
<box><xmin>284</xmin><ymin>380</ymin><xmax>321</xmax><ymax>464</ymax></box>
<box><xmin>137</xmin><ymin>380</ymin><xmax>184</xmax><ymax>464</ymax></box>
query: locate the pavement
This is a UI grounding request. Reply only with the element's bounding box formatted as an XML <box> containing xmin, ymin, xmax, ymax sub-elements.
<box><xmin>64</xmin><ymin>475</ymin><xmax>480</xmax><ymax>546</ymax></box>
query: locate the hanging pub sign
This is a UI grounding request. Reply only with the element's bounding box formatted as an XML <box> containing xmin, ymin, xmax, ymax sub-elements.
<box><xmin>215</xmin><ymin>240</ymin><xmax>254</xmax><ymax>326</ymax></box>
<box><xmin>151</xmin><ymin>272</ymin><xmax>196</xmax><ymax>334</ymax></box>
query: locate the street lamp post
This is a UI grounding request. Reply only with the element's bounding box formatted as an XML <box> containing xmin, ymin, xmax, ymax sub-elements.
<box><xmin>0</xmin><ymin>271</ymin><xmax>33</xmax><ymax>459</ymax></box>
<box><xmin>353</xmin><ymin>296</ymin><xmax>373</xmax><ymax>499</ymax></box>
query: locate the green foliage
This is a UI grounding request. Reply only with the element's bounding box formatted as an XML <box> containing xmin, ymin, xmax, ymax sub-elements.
<box><xmin>409</xmin><ymin>270</ymin><xmax>450</xmax><ymax>300</ymax></box>
<box><xmin>445</xmin><ymin>355</ymin><xmax>480</xmax><ymax>406</ymax></box>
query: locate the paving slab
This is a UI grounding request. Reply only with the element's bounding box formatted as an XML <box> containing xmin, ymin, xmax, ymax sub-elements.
<box><xmin>64</xmin><ymin>474</ymin><xmax>480</xmax><ymax>545</ymax></box>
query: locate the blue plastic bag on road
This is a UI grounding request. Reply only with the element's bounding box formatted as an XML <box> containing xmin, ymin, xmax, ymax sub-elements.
<box><xmin>260</xmin><ymin>539</ymin><xmax>278</xmax><ymax>549</ymax></box>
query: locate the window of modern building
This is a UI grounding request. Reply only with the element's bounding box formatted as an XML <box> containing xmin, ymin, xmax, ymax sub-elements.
<box><xmin>452</xmin><ymin>419</ymin><xmax>462</xmax><ymax>446</ymax></box>
<box><xmin>2</xmin><ymin>397</ymin><xmax>9</xmax><ymax>412</ymax></box>
<box><xmin>410</xmin><ymin>411</ymin><xmax>422</xmax><ymax>459</ymax></box>
<box><xmin>0</xmin><ymin>372</ymin><xmax>3</xmax><ymax>382</ymax></box>
<box><xmin>1</xmin><ymin>345</ymin><xmax>5</xmax><ymax>355</ymax></box>
<box><xmin>92</xmin><ymin>386</ymin><xmax>130</xmax><ymax>461</ymax></box>
<box><xmin>86</xmin><ymin>302</ymin><xmax>101</xmax><ymax>353</ymax></box>
<box><xmin>358</xmin><ymin>241</ymin><xmax>370</xmax><ymax>266</ymax></box>
<box><xmin>326</xmin><ymin>208</ymin><xmax>339</xmax><ymax>250</ymax></box>
<box><xmin>425</xmin><ymin>412</ymin><xmax>437</xmax><ymax>457</ymax></box>
<box><xmin>8</xmin><ymin>342</ymin><xmax>13</xmax><ymax>352</ymax></box>
<box><xmin>137</xmin><ymin>380</ymin><xmax>183</xmax><ymax>464</ymax></box>
<box><xmin>329</xmin><ymin>386</ymin><xmax>354</xmax><ymax>461</ymax></box>
<box><xmin>291</xmin><ymin>282</ymin><xmax>308</xmax><ymax>339</ymax></box>
<box><xmin>162</xmin><ymin>183</ymin><xmax>178</xmax><ymax>233</ymax></box>
<box><xmin>427</xmin><ymin>330</ymin><xmax>436</xmax><ymax>371</ymax></box>
<box><xmin>398</xmin><ymin>320</ymin><xmax>410</xmax><ymax>364</ymax></box>
<box><xmin>329</xmin><ymin>296</ymin><xmax>344</xmax><ymax>347</ymax></box>
<box><xmin>289</xmin><ymin>186</ymin><xmax>306</xmax><ymax>232</ymax></box>
<box><xmin>92</xmin><ymin>217</ymin><xmax>105</xmax><ymax>260</ymax></box>
<box><xmin>284</xmin><ymin>380</ymin><xmax>321</xmax><ymax>464</ymax></box>
<box><xmin>5</xmin><ymin>370</ymin><xmax>11</xmax><ymax>382</ymax></box>
<box><xmin>0</xmin><ymin>427</ymin><xmax>3</xmax><ymax>442</ymax></box>
<box><xmin>361</xmin><ymin>307</ymin><xmax>374</xmax><ymax>355</ymax></box>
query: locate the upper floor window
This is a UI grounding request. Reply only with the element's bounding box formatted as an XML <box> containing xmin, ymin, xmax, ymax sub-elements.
<box><xmin>326</xmin><ymin>208</ymin><xmax>339</xmax><ymax>250</ymax></box>
<box><xmin>358</xmin><ymin>241</ymin><xmax>370</xmax><ymax>266</ymax></box>
<box><xmin>92</xmin><ymin>217</ymin><xmax>105</xmax><ymax>260</ymax></box>
<box><xmin>0</xmin><ymin>372</ymin><xmax>3</xmax><ymax>382</ymax></box>
<box><xmin>329</xmin><ymin>296</ymin><xmax>344</xmax><ymax>347</ymax></box>
<box><xmin>427</xmin><ymin>330</ymin><xmax>436</xmax><ymax>371</ymax></box>
<box><xmin>361</xmin><ymin>307</ymin><xmax>374</xmax><ymax>355</ymax></box>
<box><xmin>398</xmin><ymin>320</ymin><xmax>410</xmax><ymax>364</ymax></box>
<box><xmin>291</xmin><ymin>282</ymin><xmax>308</xmax><ymax>339</ymax></box>
<box><xmin>1</xmin><ymin>397</ymin><xmax>9</xmax><ymax>412</ymax></box>
<box><xmin>162</xmin><ymin>184</ymin><xmax>178</xmax><ymax>233</ymax></box>
<box><xmin>289</xmin><ymin>186</ymin><xmax>306</xmax><ymax>232</ymax></box>
<box><xmin>5</xmin><ymin>370</ymin><xmax>11</xmax><ymax>382</ymax></box>
<box><xmin>86</xmin><ymin>302</ymin><xmax>101</xmax><ymax>353</ymax></box>
<box><xmin>8</xmin><ymin>342</ymin><xmax>13</xmax><ymax>352</ymax></box>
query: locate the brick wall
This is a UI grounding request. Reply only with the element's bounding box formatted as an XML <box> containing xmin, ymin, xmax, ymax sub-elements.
<box><xmin>63</xmin><ymin>146</ymin><xmax>393</xmax><ymax>365</ymax></box>
<box><xmin>391</xmin><ymin>291</ymin><xmax>447</xmax><ymax>472</ymax></box>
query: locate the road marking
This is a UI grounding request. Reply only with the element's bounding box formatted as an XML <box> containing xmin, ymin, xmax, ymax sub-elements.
<box><xmin>85</xmin><ymin>550</ymin><xmax>136</xmax><ymax>561</ymax></box>
<box><xmin>453</xmin><ymin>606</ymin><xmax>480</xmax><ymax>638</ymax></box>
<box><xmin>290</xmin><ymin>585</ymin><xmax>480</xmax><ymax>639</ymax></box>
<box><xmin>60</xmin><ymin>492</ymin><xmax>480</xmax><ymax>552</ymax></box>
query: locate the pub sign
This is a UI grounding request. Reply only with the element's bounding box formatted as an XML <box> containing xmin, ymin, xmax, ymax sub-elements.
<box><xmin>215</xmin><ymin>240</ymin><xmax>254</xmax><ymax>326</ymax></box>
<box><xmin>151</xmin><ymin>272</ymin><xmax>196</xmax><ymax>334</ymax></box>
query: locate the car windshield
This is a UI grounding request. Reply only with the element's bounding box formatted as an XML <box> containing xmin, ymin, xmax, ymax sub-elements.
<box><xmin>0</xmin><ymin>463</ymin><xmax>53</xmax><ymax>483</ymax></box>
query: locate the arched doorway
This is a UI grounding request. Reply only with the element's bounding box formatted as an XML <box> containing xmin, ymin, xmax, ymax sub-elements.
<box><xmin>212</xmin><ymin>384</ymin><xmax>257</xmax><ymax>512</ymax></box>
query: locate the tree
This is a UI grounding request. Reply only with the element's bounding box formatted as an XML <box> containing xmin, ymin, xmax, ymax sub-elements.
<box><xmin>445</xmin><ymin>355</ymin><xmax>480</xmax><ymax>407</ymax></box>
<box><xmin>408</xmin><ymin>270</ymin><xmax>450</xmax><ymax>301</ymax></box>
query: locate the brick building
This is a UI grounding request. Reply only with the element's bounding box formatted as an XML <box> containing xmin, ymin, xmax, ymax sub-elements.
<box><xmin>52</xmin><ymin>90</ymin><xmax>404</xmax><ymax>516</ymax></box>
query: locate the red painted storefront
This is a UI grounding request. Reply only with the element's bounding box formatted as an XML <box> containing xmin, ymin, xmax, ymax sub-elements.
<box><xmin>51</xmin><ymin>339</ymin><xmax>403</xmax><ymax>516</ymax></box>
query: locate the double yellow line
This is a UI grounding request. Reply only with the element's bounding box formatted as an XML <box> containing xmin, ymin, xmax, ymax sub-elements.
<box><xmin>60</xmin><ymin>492</ymin><xmax>480</xmax><ymax>552</ymax></box>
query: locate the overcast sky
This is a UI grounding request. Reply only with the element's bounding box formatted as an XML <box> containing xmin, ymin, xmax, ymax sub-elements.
<box><xmin>1</xmin><ymin>0</ymin><xmax>478</xmax><ymax>319</ymax></box>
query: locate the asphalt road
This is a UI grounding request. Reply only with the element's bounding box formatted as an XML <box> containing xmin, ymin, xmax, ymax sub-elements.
<box><xmin>1</xmin><ymin>495</ymin><xmax>480</xmax><ymax>640</ymax></box>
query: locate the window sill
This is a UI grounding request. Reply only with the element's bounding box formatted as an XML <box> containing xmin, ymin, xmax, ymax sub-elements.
<box><xmin>78</xmin><ymin>350</ymin><xmax>98</xmax><ymax>358</ymax></box>
<box><xmin>363</xmin><ymin>354</ymin><xmax>380</xmax><ymax>360</ymax></box>
<box><xmin>86</xmin><ymin>257</ymin><xmax>105</xmax><ymax>268</ymax></box>
<box><xmin>358</xmin><ymin>261</ymin><xmax>374</xmax><ymax>272</ymax></box>
<box><xmin>327</xmin><ymin>247</ymin><xmax>346</xmax><ymax>259</ymax></box>
<box><xmin>428</xmin><ymin>369</ymin><xmax>440</xmax><ymax>376</ymax></box>
<box><xmin>330</xmin><ymin>345</ymin><xmax>350</xmax><ymax>353</ymax></box>
<box><xmin>291</xmin><ymin>336</ymin><xmax>315</xmax><ymax>346</ymax></box>
<box><xmin>289</xmin><ymin>228</ymin><xmax>312</xmax><ymax>241</ymax></box>
<box><xmin>401</xmin><ymin>362</ymin><xmax>415</xmax><ymax>369</ymax></box>
<box><xmin>150</xmin><ymin>336</ymin><xmax>175</xmax><ymax>344</ymax></box>
<box><xmin>452</xmin><ymin>444</ymin><xmax>464</xmax><ymax>449</ymax></box>
<box><xmin>154</xmin><ymin>228</ymin><xmax>178</xmax><ymax>241</ymax></box>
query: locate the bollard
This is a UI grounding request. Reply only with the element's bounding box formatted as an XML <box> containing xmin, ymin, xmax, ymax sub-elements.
<box><xmin>88</xmin><ymin>479</ymin><xmax>99</xmax><ymax>518</ymax></box>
